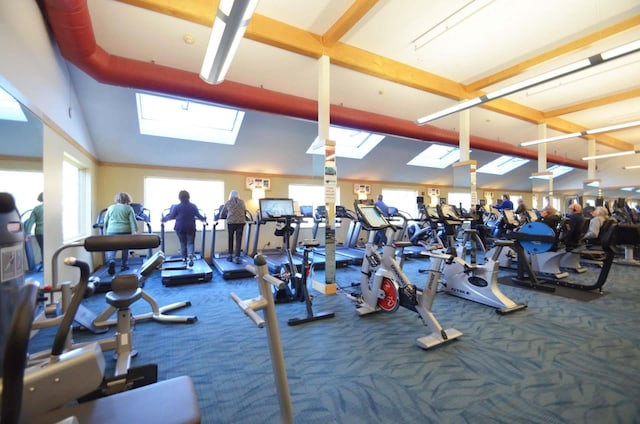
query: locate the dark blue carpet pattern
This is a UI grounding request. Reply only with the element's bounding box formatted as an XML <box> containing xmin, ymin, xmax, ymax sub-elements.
<box><xmin>29</xmin><ymin>256</ymin><xmax>640</xmax><ymax>423</ymax></box>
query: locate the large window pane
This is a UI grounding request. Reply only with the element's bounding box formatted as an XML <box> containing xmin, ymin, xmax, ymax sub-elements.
<box><xmin>62</xmin><ymin>156</ymin><xmax>88</xmax><ymax>241</ymax></box>
<box><xmin>144</xmin><ymin>177</ymin><xmax>225</xmax><ymax>231</ymax></box>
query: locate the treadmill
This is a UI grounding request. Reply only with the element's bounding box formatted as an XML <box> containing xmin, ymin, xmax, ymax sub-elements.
<box><xmin>304</xmin><ymin>205</ymin><xmax>354</xmax><ymax>268</ymax></box>
<box><xmin>210</xmin><ymin>206</ymin><xmax>256</xmax><ymax>280</ymax></box>
<box><xmin>90</xmin><ymin>203</ymin><xmax>155</xmax><ymax>293</ymax></box>
<box><xmin>332</xmin><ymin>205</ymin><xmax>366</xmax><ymax>265</ymax></box>
<box><xmin>252</xmin><ymin>198</ymin><xmax>303</xmax><ymax>275</ymax></box>
<box><xmin>159</xmin><ymin>208</ymin><xmax>213</xmax><ymax>287</ymax></box>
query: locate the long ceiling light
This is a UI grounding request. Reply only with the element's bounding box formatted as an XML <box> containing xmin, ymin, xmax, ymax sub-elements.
<box><xmin>412</xmin><ymin>0</ymin><xmax>495</xmax><ymax>51</ymax></box>
<box><xmin>623</xmin><ymin>165</ymin><xmax>640</xmax><ymax>169</ymax></box>
<box><xmin>520</xmin><ymin>120</ymin><xmax>640</xmax><ymax>147</ymax></box>
<box><xmin>416</xmin><ymin>39</ymin><xmax>640</xmax><ymax>125</ymax></box>
<box><xmin>200</xmin><ymin>0</ymin><xmax>259</xmax><ymax>85</ymax></box>
<box><xmin>582</xmin><ymin>149</ymin><xmax>640</xmax><ymax>161</ymax></box>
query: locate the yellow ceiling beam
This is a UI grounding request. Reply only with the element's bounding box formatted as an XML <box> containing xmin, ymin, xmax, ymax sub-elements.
<box><xmin>465</xmin><ymin>15</ymin><xmax>640</xmax><ymax>92</ymax></box>
<box><xmin>544</xmin><ymin>88</ymin><xmax>640</xmax><ymax>117</ymax></box>
<box><xmin>322</xmin><ymin>0</ymin><xmax>379</xmax><ymax>47</ymax></box>
<box><xmin>117</xmin><ymin>0</ymin><xmax>634</xmax><ymax>151</ymax></box>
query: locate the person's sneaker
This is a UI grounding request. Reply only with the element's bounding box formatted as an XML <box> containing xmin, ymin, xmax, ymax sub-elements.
<box><xmin>108</xmin><ymin>260</ymin><xmax>116</xmax><ymax>276</ymax></box>
<box><xmin>234</xmin><ymin>257</ymin><xmax>241</xmax><ymax>264</ymax></box>
<box><xmin>227</xmin><ymin>256</ymin><xmax>233</xmax><ymax>262</ymax></box>
<box><xmin>188</xmin><ymin>256</ymin><xmax>194</xmax><ymax>267</ymax></box>
<box><xmin>120</xmin><ymin>265</ymin><xmax>130</xmax><ymax>272</ymax></box>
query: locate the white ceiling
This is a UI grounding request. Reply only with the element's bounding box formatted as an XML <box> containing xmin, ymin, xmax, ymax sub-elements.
<box><xmin>32</xmin><ymin>0</ymin><xmax>640</xmax><ymax>193</ymax></box>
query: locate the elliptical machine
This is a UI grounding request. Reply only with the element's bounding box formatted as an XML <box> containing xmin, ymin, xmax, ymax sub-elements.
<box><xmin>353</xmin><ymin>202</ymin><xmax>462</xmax><ymax>350</ymax></box>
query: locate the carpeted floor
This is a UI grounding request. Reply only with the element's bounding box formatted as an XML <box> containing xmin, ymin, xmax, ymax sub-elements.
<box><xmin>29</xmin><ymin>253</ymin><xmax>640</xmax><ymax>423</ymax></box>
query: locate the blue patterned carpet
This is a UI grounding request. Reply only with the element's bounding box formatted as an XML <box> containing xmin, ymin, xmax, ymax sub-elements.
<box><xmin>29</xmin><ymin>255</ymin><xmax>640</xmax><ymax>424</ymax></box>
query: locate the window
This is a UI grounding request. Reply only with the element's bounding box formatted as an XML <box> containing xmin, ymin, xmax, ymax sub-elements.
<box><xmin>447</xmin><ymin>192</ymin><xmax>471</xmax><ymax>212</ymax></box>
<box><xmin>0</xmin><ymin>170</ymin><xmax>43</xmax><ymax>218</ymax></box>
<box><xmin>288</xmin><ymin>184</ymin><xmax>341</xmax><ymax>228</ymax></box>
<box><xmin>381</xmin><ymin>189</ymin><xmax>420</xmax><ymax>218</ymax></box>
<box><xmin>306</xmin><ymin>125</ymin><xmax>385</xmax><ymax>159</ymax></box>
<box><xmin>0</xmin><ymin>86</ymin><xmax>27</xmax><ymax>122</ymax></box>
<box><xmin>144</xmin><ymin>177</ymin><xmax>225</xmax><ymax>232</ymax></box>
<box><xmin>62</xmin><ymin>155</ymin><xmax>89</xmax><ymax>241</ymax></box>
<box><xmin>407</xmin><ymin>144</ymin><xmax>462</xmax><ymax>169</ymax></box>
<box><xmin>136</xmin><ymin>92</ymin><xmax>245</xmax><ymax>145</ymax></box>
<box><xmin>477</xmin><ymin>155</ymin><xmax>529</xmax><ymax>175</ymax></box>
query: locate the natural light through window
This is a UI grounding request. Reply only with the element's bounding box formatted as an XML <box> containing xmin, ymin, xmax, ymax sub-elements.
<box><xmin>0</xmin><ymin>171</ymin><xmax>43</xmax><ymax>215</ymax></box>
<box><xmin>529</xmin><ymin>164</ymin><xmax>573</xmax><ymax>179</ymax></box>
<box><xmin>289</xmin><ymin>184</ymin><xmax>341</xmax><ymax>228</ymax></box>
<box><xmin>144</xmin><ymin>177</ymin><xmax>225</xmax><ymax>232</ymax></box>
<box><xmin>62</xmin><ymin>156</ymin><xmax>89</xmax><ymax>241</ymax></box>
<box><xmin>307</xmin><ymin>125</ymin><xmax>385</xmax><ymax>159</ymax></box>
<box><xmin>381</xmin><ymin>189</ymin><xmax>420</xmax><ymax>217</ymax></box>
<box><xmin>407</xmin><ymin>144</ymin><xmax>461</xmax><ymax>168</ymax></box>
<box><xmin>136</xmin><ymin>92</ymin><xmax>245</xmax><ymax>144</ymax></box>
<box><xmin>0</xmin><ymin>86</ymin><xmax>27</xmax><ymax>122</ymax></box>
<box><xmin>477</xmin><ymin>155</ymin><xmax>529</xmax><ymax>175</ymax></box>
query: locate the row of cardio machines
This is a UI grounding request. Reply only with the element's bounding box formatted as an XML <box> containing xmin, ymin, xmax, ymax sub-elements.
<box><xmin>92</xmin><ymin>205</ymin><xmax>212</xmax><ymax>291</ymax></box>
<box><xmin>210</xmin><ymin>198</ymin><xmax>367</xmax><ymax>280</ymax></box>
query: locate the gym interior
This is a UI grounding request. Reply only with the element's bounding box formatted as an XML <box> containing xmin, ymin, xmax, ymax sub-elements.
<box><xmin>2</xmin><ymin>1</ymin><xmax>640</xmax><ymax>423</ymax></box>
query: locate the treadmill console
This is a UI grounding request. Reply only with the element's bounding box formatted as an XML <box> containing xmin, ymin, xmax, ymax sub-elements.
<box><xmin>259</xmin><ymin>198</ymin><xmax>295</xmax><ymax>221</ymax></box>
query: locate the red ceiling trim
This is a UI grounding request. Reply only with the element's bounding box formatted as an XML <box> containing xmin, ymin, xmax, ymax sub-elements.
<box><xmin>43</xmin><ymin>0</ymin><xmax>586</xmax><ymax>169</ymax></box>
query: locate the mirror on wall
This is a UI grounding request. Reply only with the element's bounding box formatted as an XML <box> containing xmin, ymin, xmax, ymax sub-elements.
<box><xmin>0</xmin><ymin>85</ymin><xmax>44</xmax><ymax>268</ymax></box>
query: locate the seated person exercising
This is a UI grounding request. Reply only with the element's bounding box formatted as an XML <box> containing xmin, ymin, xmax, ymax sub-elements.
<box><xmin>583</xmin><ymin>206</ymin><xmax>609</xmax><ymax>241</ymax></box>
<box><xmin>539</xmin><ymin>205</ymin><xmax>561</xmax><ymax>231</ymax></box>
<box><xmin>564</xmin><ymin>203</ymin><xmax>584</xmax><ymax>250</ymax></box>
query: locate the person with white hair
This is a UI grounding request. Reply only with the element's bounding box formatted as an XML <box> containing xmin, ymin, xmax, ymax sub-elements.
<box><xmin>584</xmin><ymin>206</ymin><xmax>609</xmax><ymax>240</ymax></box>
<box><xmin>220</xmin><ymin>190</ymin><xmax>247</xmax><ymax>264</ymax></box>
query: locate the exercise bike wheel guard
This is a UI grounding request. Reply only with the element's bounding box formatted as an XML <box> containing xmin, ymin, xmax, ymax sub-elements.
<box><xmin>377</xmin><ymin>278</ymin><xmax>400</xmax><ymax>313</ymax></box>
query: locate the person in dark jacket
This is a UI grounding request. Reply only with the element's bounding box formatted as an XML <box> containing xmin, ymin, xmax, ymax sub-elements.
<box><xmin>162</xmin><ymin>190</ymin><xmax>206</xmax><ymax>266</ymax></box>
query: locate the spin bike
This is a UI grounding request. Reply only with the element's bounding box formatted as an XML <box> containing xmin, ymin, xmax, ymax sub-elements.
<box><xmin>354</xmin><ymin>202</ymin><xmax>462</xmax><ymax>350</ymax></box>
<box><xmin>287</xmin><ymin>239</ymin><xmax>335</xmax><ymax>326</ymax></box>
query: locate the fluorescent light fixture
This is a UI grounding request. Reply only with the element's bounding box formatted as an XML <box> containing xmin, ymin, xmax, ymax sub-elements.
<box><xmin>200</xmin><ymin>0</ymin><xmax>259</xmax><ymax>84</ymax></box>
<box><xmin>407</xmin><ymin>144</ymin><xmax>462</xmax><ymax>168</ymax></box>
<box><xmin>0</xmin><ymin>86</ymin><xmax>27</xmax><ymax>122</ymax></box>
<box><xmin>476</xmin><ymin>155</ymin><xmax>530</xmax><ymax>175</ymax></box>
<box><xmin>621</xmin><ymin>187</ymin><xmax>635</xmax><ymax>191</ymax></box>
<box><xmin>416</xmin><ymin>98</ymin><xmax>481</xmax><ymax>125</ymax></box>
<box><xmin>623</xmin><ymin>165</ymin><xmax>640</xmax><ymax>170</ymax></box>
<box><xmin>307</xmin><ymin>126</ymin><xmax>385</xmax><ymax>159</ymax></box>
<box><xmin>582</xmin><ymin>150</ymin><xmax>640</xmax><ymax>161</ymax></box>
<box><xmin>416</xmin><ymin>39</ymin><xmax>640</xmax><ymax>125</ymax></box>
<box><xmin>520</xmin><ymin>119</ymin><xmax>640</xmax><ymax>147</ymax></box>
<box><xmin>530</xmin><ymin>164</ymin><xmax>573</xmax><ymax>179</ymax></box>
<box><xmin>136</xmin><ymin>92</ymin><xmax>245</xmax><ymax>144</ymax></box>
<box><xmin>412</xmin><ymin>0</ymin><xmax>495</xmax><ymax>50</ymax></box>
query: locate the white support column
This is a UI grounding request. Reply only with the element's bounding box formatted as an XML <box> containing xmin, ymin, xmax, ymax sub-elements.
<box><xmin>316</xmin><ymin>54</ymin><xmax>336</xmax><ymax>293</ymax></box>
<box><xmin>459</xmin><ymin>109</ymin><xmax>470</xmax><ymax>162</ymax></box>
<box><xmin>587</xmin><ymin>138</ymin><xmax>596</xmax><ymax>180</ymax></box>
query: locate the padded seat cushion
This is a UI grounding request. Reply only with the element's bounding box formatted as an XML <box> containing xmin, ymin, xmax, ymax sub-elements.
<box><xmin>34</xmin><ymin>376</ymin><xmax>201</xmax><ymax>424</ymax></box>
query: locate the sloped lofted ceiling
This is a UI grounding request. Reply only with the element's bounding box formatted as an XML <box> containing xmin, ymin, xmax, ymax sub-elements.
<box><xmin>41</xmin><ymin>0</ymin><xmax>640</xmax><ymax>192</ymax></box>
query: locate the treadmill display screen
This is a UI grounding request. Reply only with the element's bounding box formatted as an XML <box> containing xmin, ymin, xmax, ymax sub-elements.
<box><xmin>358</xmin><ymin>205</ymin><xmax>388</xmax><ymax>228</ymax></box>
<box><xmin>259</xmin><ymin>198</ymin><xmax>295</xmax><ymax>220</ymax></box>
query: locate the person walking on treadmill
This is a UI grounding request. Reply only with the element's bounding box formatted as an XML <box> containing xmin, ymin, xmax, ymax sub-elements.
<box><xmin>162</xmin><ymin>190</ymin><xmax>206</xmax><ymax>267</ymax></box>
<box><xmin>220</xmin><ymin>190</ymin><xmax>247</xmax><ymax>264</ymax></box>
<box><xmin>104</xmin><ymin>192</ymin><xmax>138</xmax><ymax>274</ymax></box>
<box><xmin>374</xmin><ymin>194</ymin><xmax>390</xmax><ymax>246</ymax></box>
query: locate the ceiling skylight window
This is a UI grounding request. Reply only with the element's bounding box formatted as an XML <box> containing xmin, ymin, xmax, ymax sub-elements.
<box><xmin>136</xmin><ymin>92</ymin><xmax>244</xmax><ymax>144</ymax></box>
<box><xmin>477</xmin><ymin>155</ymin><xmax>530</xmax><ymax>175</ymax></box>
<box><xmin>0</xmin><ymin>87</ymin><xmax>27</xmax><ymax>122</ymax></box>
<box><xmin>307</xmin><ymin>126</ymin><xmax>385</xmax><ymax>159</ymax></box>
<box><xmin>530</xmin><ymin>164</ymin><xmax>574</xmax><ymax>179</ymax></box>
<box><xmin>407</xmin><ymin>144</ymin><xmax>461</xmax><ymax>169</ymax></box>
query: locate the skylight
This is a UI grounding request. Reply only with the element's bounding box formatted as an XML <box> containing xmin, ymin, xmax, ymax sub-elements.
<box><xmin>477</xmin><ymin>155</ymin><xmax>530</xmax><ymax>175</ymax></box>
<box><xmin>407</xmin><ymin>144</ymin><xmax>461</xmax><ymax>169</ymax></box>
<box><xmin>529</xmin><ymin>164</ymin><xmax>574</xmax><ymax>180</ymax></box>
<box><xmin>136</xmin><ymin>92</ymin><xmax>244</xmax><ymax>144</ymax></box>
<box><xmin>306</xmin><ymin>126</ymin><xmax>385</xmax><ymax>159</ymax></box>
<box><xmin>0</xmin><ymin>87</ymin><xmax>27</xmax><ymax>122</ymax></box>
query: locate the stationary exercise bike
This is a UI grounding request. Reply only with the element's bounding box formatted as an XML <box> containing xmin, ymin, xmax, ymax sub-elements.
<box><xmin>354</xmin><ymin>202</ymin><xmax>462</xmax><ymax>350</ymax></box>
<box><xmin>439</xmin><ymin>239</ymin><xmax>527</xmax><ymax>314</ymax></box>
<box><xmin>287</xmin><ymin>239</ymin><xmax>335</xmax><ymax>326</ymax></box>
